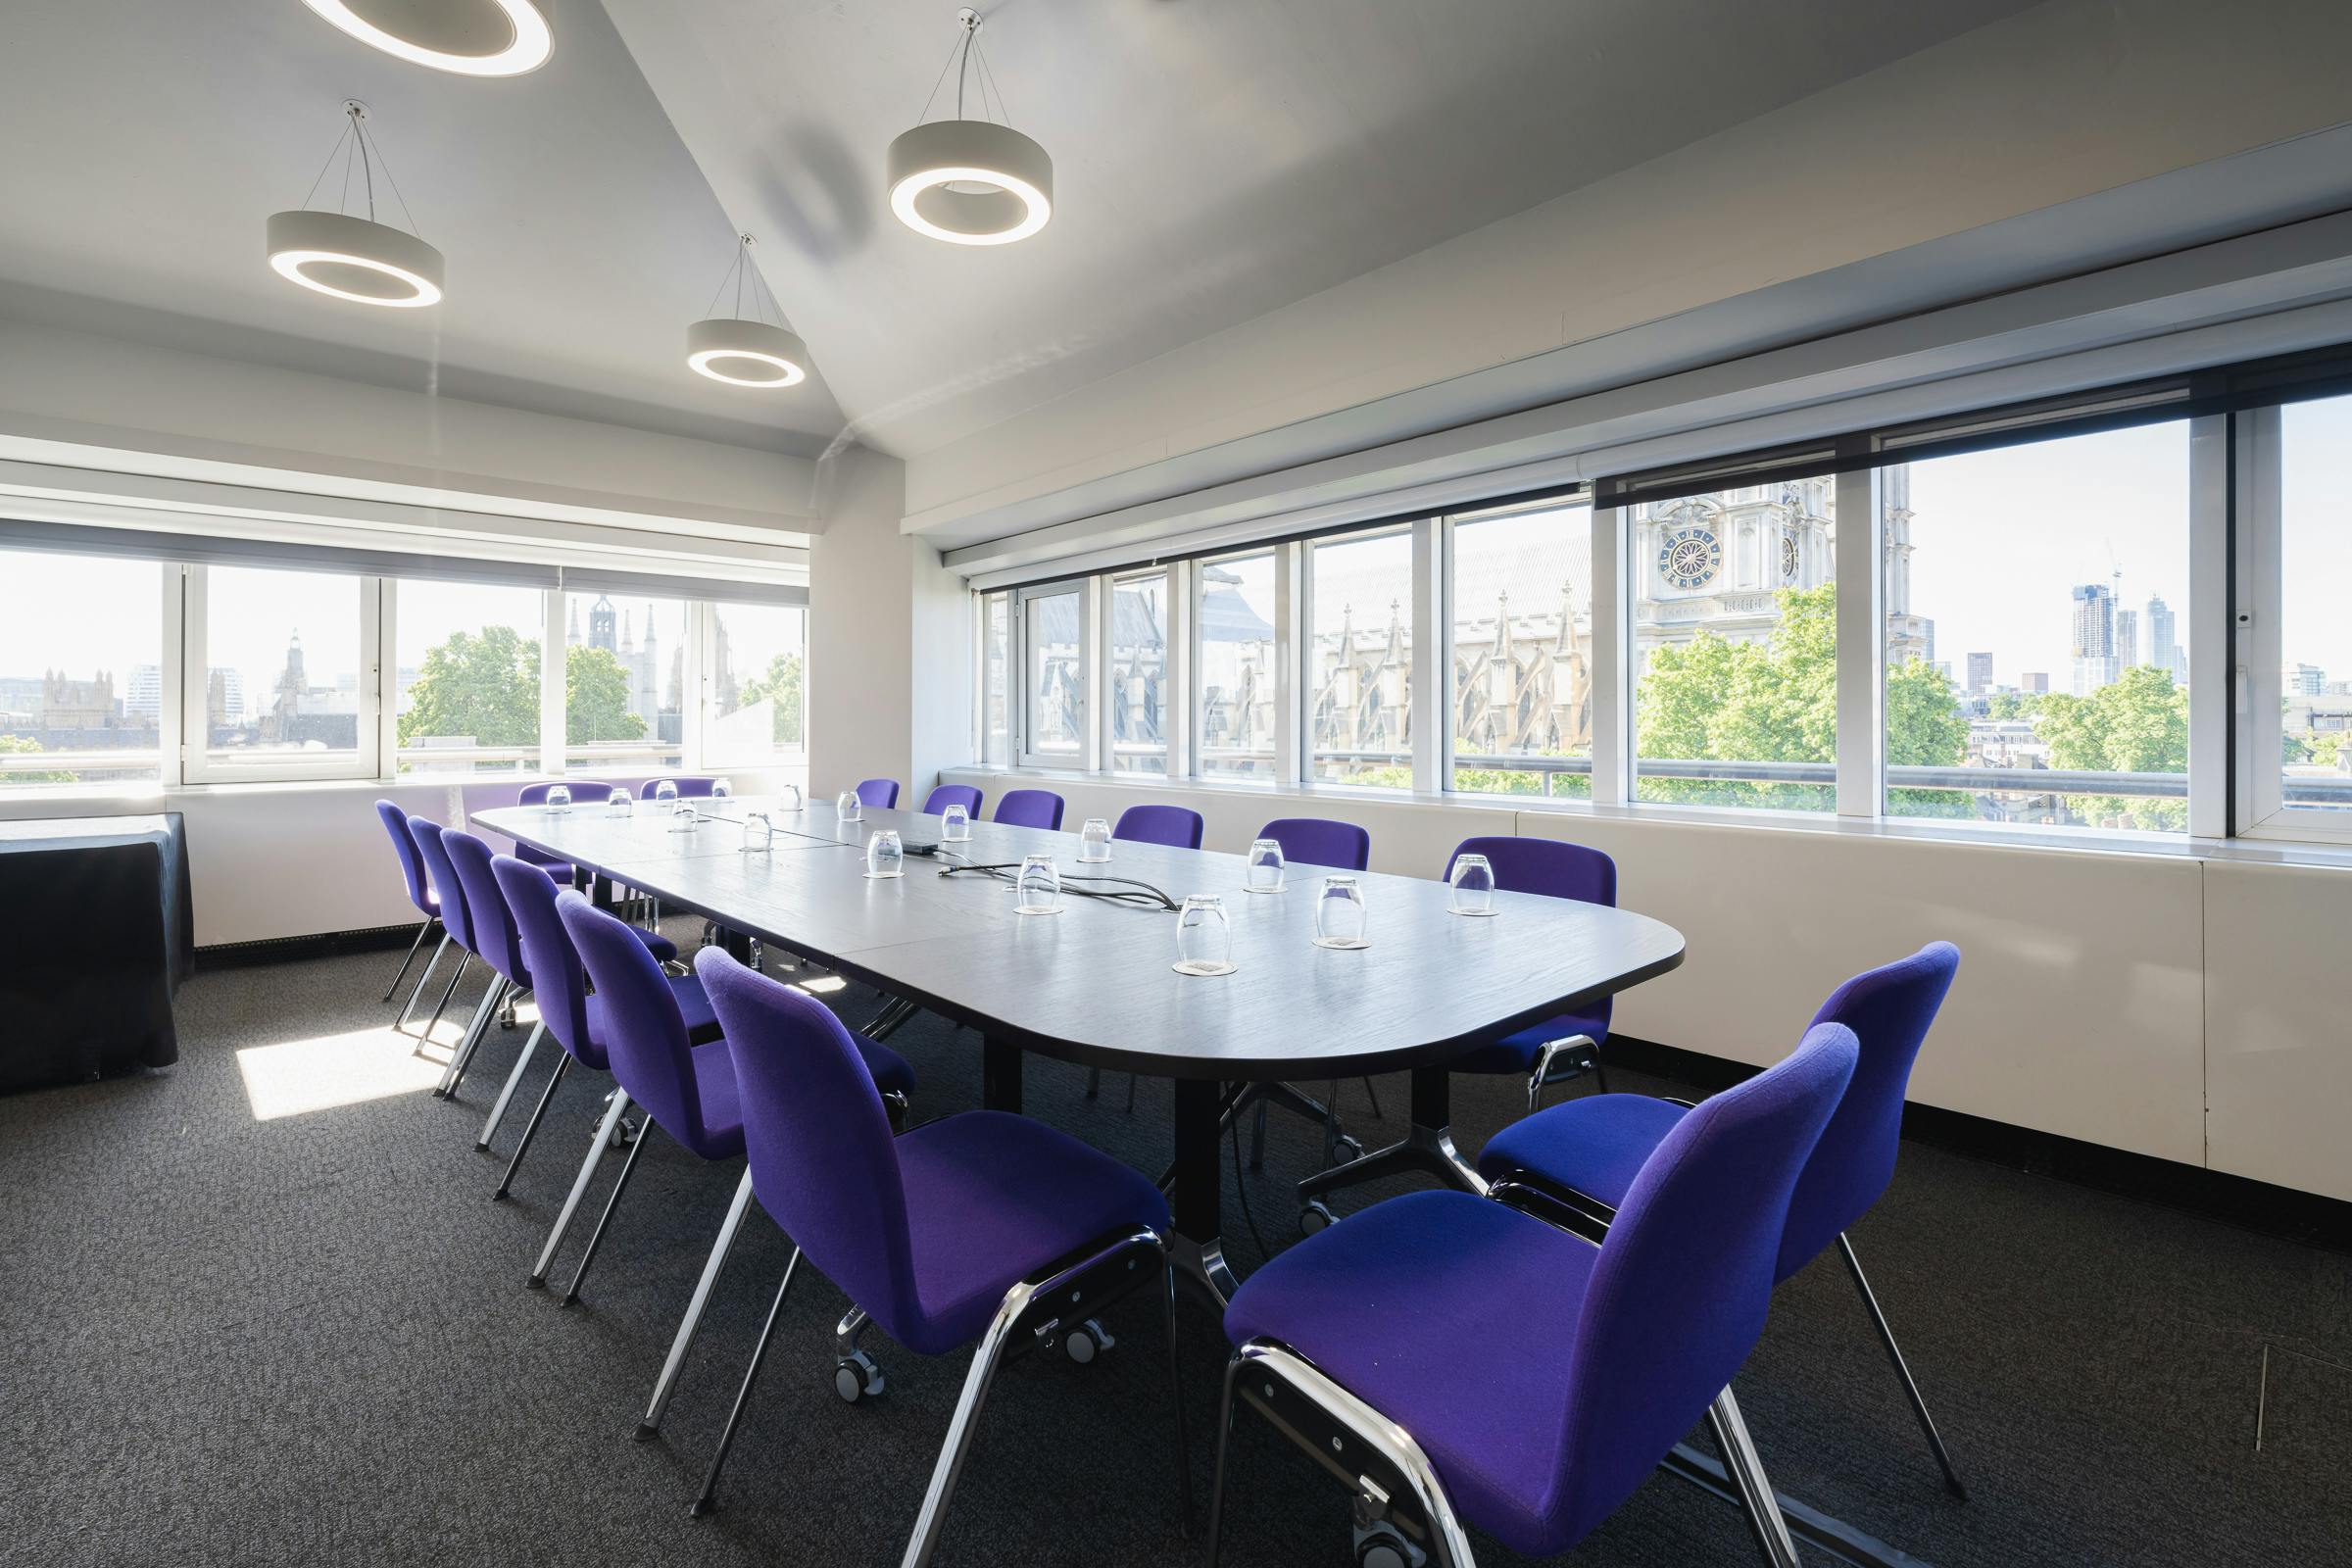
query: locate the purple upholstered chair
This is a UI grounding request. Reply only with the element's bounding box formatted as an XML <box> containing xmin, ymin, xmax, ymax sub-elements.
<box><xmin>921</xmin><ymin>783</ymin><xmax>984</xmax><ymax>818</ymax></box>
<box><xmin>854</xmin><ymin>776</ymin><xmax>901</xmax><ymax>809</ymax></box>
<box><xmin>684</xmin><ymin>949</ymin><xmax>1190</xmax><ymax>1556</ymax></box>
<box><xmin>1210</xmin><ymin>1022</ymin><xmax>1859</xmax><ymax>1567</ymax></box>
<box><xmin>1479</xmin><ymin>942</ymin><xmax>1967</xmax><ymax>1497</ymax></box>
<box><xmin>404</xmin><ymin>817</ymin><xmax>497</xmax><ymax>1057</ymax></box>
<box><xmin>1246</xmin><ymin>818</ymin><xmax>1377</xmax><ymax>1155</ymax></box>
<box><xmin>375</xmin><ymin>800</ymin><xmax>444</xmax><ymax>1015</ymax></box>
<box><xmin>1113</xmin><ymin>803</ymin><xmax>1203</xmax><ymax>849</ymax></box>
<box><xmin>1446</xmin><ymin>836</ymin><xmax>1619</xmax><ymax>1107</ymax></box>
<box><xmin>639</xmin><ymin>776</ymin><xmax>723</xmax><ymax>799</ymax></box>
<box><xmin>511</xmin><ymin>782</ymin><xmax>585</xmax><ymax>887</ymax></box>
<box><xmin>993</xmin><ymin>788</ymin><xmax>1065</xmax><ymax>830</ymax></box>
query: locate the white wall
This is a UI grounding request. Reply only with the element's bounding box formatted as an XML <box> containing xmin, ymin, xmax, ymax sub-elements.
<box><xmin>940</xmin><ymin>765</ymin><xmax>2352</xmax><ymax>1201</ymax></box>
<box><xmin>903</xmin><ymin>0</ymin><xmax>2352</xmax><ymax>535</ymax></box>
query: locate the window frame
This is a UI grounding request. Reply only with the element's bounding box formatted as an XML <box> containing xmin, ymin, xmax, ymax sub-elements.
<box><xmin>1103</xmin><ymin>567</ymin><xmax>1174</xmax><ymax>778</ymax></box>
<box><xmin>179</xmin><ymin>562</ymin><xmax>382</xmax><ymax>785</ymax></box>
<box><xmin>693</xmin><ymin>599</ymin><xmax>808</xmax><ymax>772</ymax></box>
<box><xmin>1015</xmin><ymin>578</ymin><xmax>1094</xmax><ymax>771</ymax></box>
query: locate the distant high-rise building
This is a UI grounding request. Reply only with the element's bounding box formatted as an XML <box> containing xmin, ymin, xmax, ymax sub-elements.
<box><xmin>2022</xmin><ymin>670</ymin><xmax>2050</xmax><ymax>695</ymax></box>
<box><xmin>2286</xmin><ymin>662</ymin><xmax>2327</xmax><ymax>697</ymax></box>
<box><xmin>2113</xmin><ymin>608</ymin><xmax>2139</xmax><ymax>670</ymax></box>
<box><xmin>125</xmin><ymin>663</ymin><xmax>162</xmax><ymax>720</ymax></box>
<box><xmin>2145</xmin><ymin>595</ymin><xmax>2179</xmax><ymax>683</ymax></box>
<box><xmin>1965</xmin><ymin>652</ymin><xmax>1993</xmax><ymax>692</ymax></box>
<box><xmin>2071</xmin><ymin>582</ymin><xmax>2119</xmax><ymax>696</ymax></box>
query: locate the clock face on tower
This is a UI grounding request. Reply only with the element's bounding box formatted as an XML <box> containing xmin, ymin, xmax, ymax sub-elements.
<box><xmin>1782</xmin><ymin>534</ymin><xmax>1799</xmax><ymax>581</ymax></box>
<box><xmin>1658</xmin><ymin>524</ymin><xmax>1722</xmax><ymax>591</ymax></box>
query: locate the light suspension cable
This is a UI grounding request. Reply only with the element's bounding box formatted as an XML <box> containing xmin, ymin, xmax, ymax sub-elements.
<box><xmin>886</xmin><ymin>8</ymin><xmax>1054</xmax><ymax>246</ymax></box>
<box><xmin>686</xmin><ymin>234</ymin><xmax>809</xmax><ymax>389</ymax></box>
<box><xmin>267</xmin><ymin>100</ymin><xmax>446</xmax><ymax>308</ymax></box>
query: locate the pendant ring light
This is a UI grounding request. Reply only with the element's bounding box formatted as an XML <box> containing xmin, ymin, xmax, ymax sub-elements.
<box><xmin>887</xmin><ymin>9</ymin><xmax>1053</xmax><ymax>246</ymax></box>
<box><xmin>298</xmin><ymin>0</ymin><xmax>553</xmax><ymax>77</ymax></box>
<box><xmin>687</xmin><ymin>235</ymin><xmax>809</xmax><ymax>389</ymax></box>
<box><xmin>268</xmin><ymin>102</ymin><xmax>445</xmax><ymax>308</ymax></box>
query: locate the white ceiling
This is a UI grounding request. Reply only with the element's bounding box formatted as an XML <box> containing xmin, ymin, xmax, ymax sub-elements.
<box><xmin>0</xmin><ymin>0</ymin><xmax>2038</xmax><ymax>468</ymax></box>
<box><xmin>0</xmin><ymin>0</ymin><xmax>849</xmax><ymax>457</ymax></box>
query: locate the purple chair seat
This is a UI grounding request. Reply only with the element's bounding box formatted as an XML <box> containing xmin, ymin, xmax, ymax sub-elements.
<box><xmin>1476</xmin><ymin>1091</ymin><xmax>1686</xmax><ymax>1205</ymax></box>
<box><xmin>1448</xmin><ymin>1009</ymin><xmax>1612</xmax><ymax>1074</ymax></box>
<box><xmin>888</xmin><ymin>1109</ymin><xmax>1170</xmax><ymax>1356</ymax></box>
<box><xmin>1224</xmin><ymin>1190</ymin><xmax>1599</xmax><ymax>1555</ymax></box>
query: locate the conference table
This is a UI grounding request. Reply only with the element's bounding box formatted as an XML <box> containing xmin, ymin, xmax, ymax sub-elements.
<box><xmin>472</xmin><ymin>795</ymin><xmax>1686</xmax><ymax>1303</ymax></box>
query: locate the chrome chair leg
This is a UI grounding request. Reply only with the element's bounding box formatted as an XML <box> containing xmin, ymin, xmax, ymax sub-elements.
<box><xmin>477</xmin><ymin>1020</ymin><xmax>548</xmax><ymax>1150</ymax></box>
<box><xmin>415</xmin><ymin>952</ymin><xmax>472</xmax><ymax>1049</ymax></box>
<box><xmin>437</xmin><ymin>977</ymin><xmax>511</xmax><ymax>1099</ymax></box>
<box><xmin>562</xmin><ymin>1114</ymin><xmax>656</xmax><ymax>1305</ymax></box>
<box><xmin>1203</xmin><ymin>1350</ymin><xmax>1242</xmax><ymax>1567</ymax></box>
<box><xmin>901</xmin><ymin>1298</ymin><xmax>1023</xmax><ymax>1567</ymax></box>
<box><xmin>1705</xmin><ymin>1388</ymin><xmax>1801</xmax><ymax>1568</ymax></box>
<box><xmin>382</xmin><ymin>918</ymin><xmax>436</xmax><ymax>1002</ymax></box>
<box><xmin>393</xmin><ymin>934</ymin><xmax>451</xmax><ymax>1033</ymax></box>
<box><xmin>1837</xmin><ymin>1232</ymin><xmax>1967</xmax><ymax>1498</ymax></box>
<box><xmin>529</xmin><ymin>1089</ymin><xmax>630</xmax><ymax>1289</ymax></box>
<box><xmin>691</xmin><ymin>1247</ymin><xmax>805</xmax><ymax>1518</ymax></box>
<box><xmin>1526</xmin><ymin>1033</ymin><xmax>1598</xmax><ymax>1113</ymax></box>
<box><xmin>637</xmin><ymin>1169</ymin><xmax>758</xmax><ymax>1442</ymax></box>
<box><xmin>495</xmin><ymin>1055</ymin><xmax>570</xmax><ymax>1200</ymax></box>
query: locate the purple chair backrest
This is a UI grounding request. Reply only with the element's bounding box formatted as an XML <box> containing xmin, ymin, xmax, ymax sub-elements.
<box><xmin>923</xmin><ymin>784</ymin><xmax>984</xmax><ymax>818</ymax></box>
<box><xmin>444</xmin><ymin>830</ymin><xmax>526</xmax><ymax>988</ymax></box>
<box><xmin>375</xmin><ymin>800</ymin><xmax>434</xmax><ymax>916</ymax></box>
<box><xmin>492</xmin><ymin>856</ymin><xmax>595</xmax><ymax>1065</ymax></box>
<box><xmin>407</xmin><ymin>818</ymin><xmax>475</xmax><ymax>954</ymax></box>
<box><xmin>513</xmin><ymin>784</ymin><xmax>574</xmax><ymax>870</ymax></box>
<box><xmin>1548</xmin><ymin>1022</ymin><xmax>1856</xmax><ymax>1544</ymax></box>
<box><xmin>994</xmin><ymin>789</ymin><xmax>1064</xmax><ymax>830</ymax></box>
<box><xmin>1446</xmin><ymin>835</ymin><xmax>1617</xmax><ymax>1035</ymax></box>
<box><xmin>855</xmin><ymin>777</ymin><xmax>901</xmax><ymax>808</ymax></box>
<box><xmin>696</xmin><ymin>949</ymin><xmax>921</xmax><ymax>1341</ymax></box>
<box><xmin>1114</xmin><ymin>804</ymin><xmax>1203</xmax><ymax>849</ymax></box>
<box><xmin>1258</xmin><ymin>817</ymin><xmax>1370</xmax><ymax>872</ymax></box>
<box><xmin>1777</xmin><ymin>942</ymin><xmax>1959</xmax><ymax>1279</ymax></box>
<box><xmin>639</xmin><ymin>776</ymin><xmax>721</xmax><ymax>800</ymax></box>
<box><xmin>557</xmin><ymin>892</ymin><xmax>708</xmax><ymax>1146</ymax></box>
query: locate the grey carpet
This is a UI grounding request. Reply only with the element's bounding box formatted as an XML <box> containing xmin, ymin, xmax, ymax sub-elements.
<box><xmin>2</xmin><ymin>937</ymin><xmax>2347</xmax><ymax>1568</ymax></box>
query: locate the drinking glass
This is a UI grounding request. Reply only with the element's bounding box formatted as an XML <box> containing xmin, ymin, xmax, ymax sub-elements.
<box><xmin>1243</xmin><ymin>838</ymin><xmax>1286</xmax><ymax>894</ymax></box>
<box><xmin>942</xmin><ymin>803</ymin><xmax>971</xmax><ymax>842</ymax></box>
<box><xmin>742</xmin><ymin>811</ymin><xmax>773</xmax><ymax>854</ymax></box>
<box><xmin>653</xmin><ymin>779</ymin><xmax>679</xmax><ymax>809</ymax></box>
<box><xmin>1448</xmin><ymin>853</ymin><xmax>1497</xmax><ymax>916</ymax></box>
<box><xmin>777</xmin><ymin>783</ymin><xmax>804</xmax><ymax>811</ymax></box>
<box><xmin>1313</xmin><ymin>874</ymin><xmax>1370</xmax><ymax>949</ymax></box>
<box><xmin>866</xmin><ymin>829</ymin><xmax>905</xmax><ymax>878</ymax></box>
<box><xmin>607</xmin><ymin>787</ymin><xmax>633</xmax><ymax>815</ymax></box>
<box><xmin>837</xmin><ymin>790</ymin><xmax>862</xmax><ymax>823</ymax></box>
<box><xmin>1174</xmin><ymin>894</ymin><xmax>1235</xmax><ymax>975</ymax></box>
<box><xmin>544</xmin><ymin>784</ymin><xmax>572</xmax><ymax>813</ymax></box>
<box><xmin>1015</xmin><ymin>853</ymin><xmax>1061</xmax><ymax>915</ymax></box>
<box><xmin>667</xmin><ymin>797</ymin><xmax>700</xmax><ymax>832</ymax></box>
<box><xmin>711</xmin><ymin>778</ymin><xmax>733</xmax><ymax>800</ymax></box>
<box><xmin>1077</xmin><ymin>817</ymin><xmax>1112</xmax><ymax>862</ymax></box>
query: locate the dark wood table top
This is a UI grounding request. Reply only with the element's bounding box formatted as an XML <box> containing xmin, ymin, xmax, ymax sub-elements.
<box><xmin>472</xmin><ymin>797</ymin><xmax>1685</xmax><ymax>1080</ymax></box>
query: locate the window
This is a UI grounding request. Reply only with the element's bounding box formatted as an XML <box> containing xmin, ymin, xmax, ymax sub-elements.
<box><xmin>1017</xmin><ymin>583</ymin><xmax>1085</xmax><ymax>765</ymax></box>
<box><xmin>1448</xmin><ymin>501</ymin><xmax>1592</xmax><ymax>797</ymax></box>
<box><xmin>189</xmin><ymin>564</ymin><xmax>374</xmax><ymax>780</ymax></box>
<box><xmin>1107</xmin><ymin>571</ymin><xmax>1170</xmax><ymax>775</ymax></box>
<box><xmin>1197</xmin><ymin>551</ymin><xmax>1279</xmax><ymax>780</ymax></box>
<box><xmin>1305</xmin><ymin>529</ymin><xmax>1413</xmax><ymax>786</ymax></box>
<box><xmin>563</xmin><ymin>591</ymin><xmax>684</xmax><ymax>771</ymax></box>
<box><xmin>1888</xmin><ymin>422</ymin><xmax>2191</xmax><ymax>832</ymax></box>
<box><xmin>0</xmin><ymin>550</ymin><xmax>164</xmax><ymax>787</ymax></box>
<box><xmin>1630</xmin><ymin>477</ymin><xmax>1838</xmax><ymax>810</ymax></box>
<box><xmin>393</xmin><ymin>580</ymin><xmax>546</xmax><ymax>775</ymax></box>
<box><xmin>2249</xmin><ymin>394</ymin><xmax>2352</xmax><ymax>830</ymax></box>
<box><xmin>704</xmin><ymin>602</ymin><xmax>806</xmax><ymax>764</ymax></box>
<box><xmin>979</xmin><ymin>591</ymin><xmax>1012</xmax><ymax>767</ymax></box>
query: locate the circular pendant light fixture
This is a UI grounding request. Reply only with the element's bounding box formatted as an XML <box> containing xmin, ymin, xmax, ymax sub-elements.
<box><xmin>886</xmin><ymin>9</ymin><xmax>1053</xmax><ymax>246</ymax></box>
<box><xmin>687</xmin><ymin>235</ymin><xmax>809</xmax><ymax>389</ymax></box>
<box><xmin>268</xmin><ymin>102</ymin><xmax>445</xmax><ymax>308</ymax></box>
<box><xmin>297</xmin><ymin>0</ymin><xmax>553</xmax><ymax>77</ymax></box>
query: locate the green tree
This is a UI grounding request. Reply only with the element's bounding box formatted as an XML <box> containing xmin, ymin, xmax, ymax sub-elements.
<box><xmin>565</xmin><ymin>644</ymin><xmax>647</xmax><ymax>744</ymax></box>
<box><xmin>738</xmin><ymin>651</ymin><xmax>805</xmax><ymax>746</ymax></box>
<box><xmin>2034</xmin><ymin>664</ymin><xmax>2189</xmax><ymax>830</ymax></box>
<box><xmin>0</xmin><ymin>733</ymin><xmax>76</xmax><ymax>786</ymax></box>
<box><xmin>398</xmin><ymin>625</ymin><xmax>539</xmax><ymax>749</ymax></box>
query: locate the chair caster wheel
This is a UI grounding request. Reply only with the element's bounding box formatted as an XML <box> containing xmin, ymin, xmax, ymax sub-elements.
<box><xmin>1355</xmin><ymin>1519</ymin><xmax>1426</xmax><ymax>1568</ymax></box>
<box><xmin>1332</xmin><ymin>1135</ymin><xmax>1365</xmax><ymax>1165</ymax></box>
<box><xmin>834</xmin><ymin>1349</ymin><xmax>885</xmax><ymax>1402</ymax></box>
<box><xmin>1063</xmin><ymin>1318</ymin><xmax>1115</xmax><ymax>1365</ymax></box>
<box><xmin>1299</xmin><ymin>1200</ymin><xmax>1336</xmax><ymax>1236</ymax></box>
